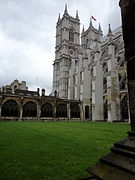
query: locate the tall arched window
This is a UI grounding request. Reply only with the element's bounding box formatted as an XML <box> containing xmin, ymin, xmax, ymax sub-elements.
<box><xmin>85</xmin><ymin>106</ymin><xmax>89</xmax><ymax>119</ymax></box>
<box><xmin>1</xmin><ymin>100</ymin><xmax>19</xmax><ymax>117</ymax></box>
<box><xmin>70</xmin><ymin>103</ymin><xmax>80</xmax><ymax>118</ymax></box>
<box><xmin>121</xmin><ymin>95</ymin><xmax>129</xmax><ymax>121</ymax></box>
<box><xmin>69</xmin><ymin>28</ymin><xmax>74</xmax><ymax>42</ymax></box>
<box><xmin>56</xmin><ymin>104</ymin><xmax>67</xmax><ymax>118</ymax></box>
<box><xmin>23</xmin><ymin>101</ymin><xmax>37</xmax><ymax>117</ymax></box>
<box><xmin>41</xmin><ymin>103</ymin><xmax>53</xmax><ymax>117</ymax></box>
<box><xmin>104</xmin><ymin>100</ymin><xmax>108</xmax><ymax>121</ymax></box>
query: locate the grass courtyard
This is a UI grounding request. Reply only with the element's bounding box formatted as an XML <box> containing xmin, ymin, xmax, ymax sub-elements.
<box><xmin>0</xmin><ymin>121</ymin><xmax>130</xmax><ymax>180</ymax></box>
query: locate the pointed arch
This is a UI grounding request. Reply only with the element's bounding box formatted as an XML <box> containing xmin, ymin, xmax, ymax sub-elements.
<box><xmin>56</xmin><ymin>103</ymin><xmax>67</xmax><ymax>118</ymax></box>
<box><xmin>69</xmin><ymin>27</ymin><xmax>74</xmax><ymax>42</ymax></box>
<box><xmin>23</xmin><ymin>101</ymin><xmax>37</xmax><ymax>117</ymax></box>
<box><xmin>70</xmin><ymin>103</ymin><xmax>80</xmax><ymax>118</ymax></box>
<box><xmin>41</xmin><ymin>103</ymin><xmax>53</xmax><ymax>117</ymax></box>
<box><xmin>1</xmin><ymin>100</ymin><xmax>19</xmax><ymax>117</ymax></box>
<box><xmin>85</xmin><ymin>105</ymin><xmax>89</xmax><ymax>119</ymax></box>
<box><xmin>121</xmin><ymin>95</ymin><xmax>129</xmax><ymax>121</ymax></box>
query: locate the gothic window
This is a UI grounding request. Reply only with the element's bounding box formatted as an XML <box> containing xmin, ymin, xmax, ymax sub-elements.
<box><xmin>103</xmin><ymin>62</ymin><xmax>108</xmax><ymax>72</ymax></box>
<box><xmin>41</xmin><ymin>103</ymin><xmax>53</xmax><ymax>117</ymax></box>
<box><xmin>1</xmin><ymin>100</ymin><xmax>19</xmax><ymax>117</ymax></box>
<box><xmin>23</xmin><ymin>101</ymin><xmax>37</xmax><ymax>117</ymax></box>
<box><xmin>80</xmin><ymin>72</ymin><xmax>83</xmax><ymax>83</ymax></box>
<box><xmin>56</xmin><ymin>104</ymin><xmax>67</xmax><ymax>118</ymax></box>
<box><xmin>73</xmin><ymin>75</ymin><xmax>76</xmax><ymax>85</ymax></box>
<box><xmin>104</xmin><ymin>100</ymin><xmax>108</xmax><ymax>121</ymax></box>
<box><xmin>69</xmin><ymin>28</ymin><xmax>74</xmax><ymax>42</ymax></box>
<box><xmin>119</xmin><ymin>73</ymin><xmax>126</xmax><ymax>90</ymax></box>
<box><xmin>86</xmin><ymin>39</ymin><xmax>89</xmax><ymax>46</ymax></box>
<box><xmin>70</xmin><ymin>103</ymin><xmax>80</xmax><ymax>118</ymax></box>
<box><xmin>103</xmin><ymin>77</ymin><xmax>107</xmax><ymax>94</ymax></box>
<box><xmin>120</xmin><ymin>95</ymin><xmax>129</xmax><ymax>121</ymax></box>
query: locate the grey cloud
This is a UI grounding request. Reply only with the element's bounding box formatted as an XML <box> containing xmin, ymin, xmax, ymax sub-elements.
<box><xmin>0</xmin><ymin>0</ymin><xmax>121</xmax><ymax>94</ymax></box>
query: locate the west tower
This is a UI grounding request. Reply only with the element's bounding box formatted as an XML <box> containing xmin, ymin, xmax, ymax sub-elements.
<box><xmin>52</xmin><ymin>5</ymin><xmax>80</xmax><ymax>98</ymax></box>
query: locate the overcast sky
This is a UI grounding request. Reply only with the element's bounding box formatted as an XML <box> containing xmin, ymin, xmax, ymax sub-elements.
<box><xmin>0</xmin><ymin>0</ymin><xmax>121</xmax><ymax>95</ymax></box>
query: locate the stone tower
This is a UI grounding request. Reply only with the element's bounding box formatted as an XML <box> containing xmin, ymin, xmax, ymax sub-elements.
<box><xmin>52</xmin><ymin>5</ymin><xmax>80</xmax><ymax>98</ymax></box>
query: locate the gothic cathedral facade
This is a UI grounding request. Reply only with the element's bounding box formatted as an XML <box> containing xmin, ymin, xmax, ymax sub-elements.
<box><xmin>52</xmin><ymin>6</ymin><xmax>129</xmax><ymax>122</ymax></box>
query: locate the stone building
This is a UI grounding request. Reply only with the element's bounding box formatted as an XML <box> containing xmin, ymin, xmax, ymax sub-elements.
<box><xmin>1</xmin><ymin>80</ymin><xmax>28</xmax><ymax>94</ymax></box>
<box><xmin>52</xmin><ymin>6</ymin><xmax>129</xmax><ymax>122</ymax></box>
<box><xmin>0</xmin><ymin>82</ymin><xmax>82</xmax><ymax>121</ymax></box>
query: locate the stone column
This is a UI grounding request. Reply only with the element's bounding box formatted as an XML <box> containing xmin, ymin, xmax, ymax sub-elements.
<box><xmin>53</xmin><ymin>104</ymin><xmax>56</xmax><ymax>121</ymax></box>
<box><xmin>19</xmin><ymin>106</ymin><xmax>23</xmax><ymax>121</ymax></box>
<box><xmin>79</xmin><ymin>103</ymin><xmax>83</xmax><ymax>121</ymax></box>
<box><xmin>19</xmin><ymin>97</ymin><xmax>23</xmax><ymax>121</ymax></box>
<box><xmin>119</xmin><ymin>0</ymin><xmax>135</xmax><ymax>131</ymax></box>
<box><xmin>37</xmin><ymin>102</ymin><xmax>41</xmax><ymax>122</ymax></box>
<box><xmin>67</xmin><ymin>102</ymin><xmax>70</xmax><ymax>121</ymax></box>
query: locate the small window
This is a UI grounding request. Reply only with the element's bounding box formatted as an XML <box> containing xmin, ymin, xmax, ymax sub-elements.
<box><xmin>69</xmin><ymin>28</ymin><xmax>74</xmax><ymax>42</ymax></box>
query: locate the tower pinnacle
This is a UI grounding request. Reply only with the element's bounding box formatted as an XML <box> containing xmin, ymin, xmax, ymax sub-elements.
<box><xmin>76</xmin><ymin>10</ymin><xmax>79</xmax><ymax>19</ymax></box>
<box><xmin>64</xmin><ymin>4</ymin><xmax>68</xmax><ymax>14</ymax></box>
<box><xmin>107</xmin><ymin>24</ymin><xmax>112</xmax><ymax>36</ymax></box>
<box><xmin>82</xmin><ymin>25</ymin><xmax>85</xmax><ymax>33</ymax></box>
<box><xmin>90</xmin><ymin>17</ymin><xmax>92</xmax><ymax>27</ymax></box>
<box><xmin>58</xmin><ymin>13</ymin><xmax>60</xmax><ymax>21</ymax></box>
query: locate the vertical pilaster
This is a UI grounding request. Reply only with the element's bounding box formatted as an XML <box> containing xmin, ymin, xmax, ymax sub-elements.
<box><xmin>37</xmin><ymin>101</ymin><xmax>41</xmax><ymax>122</ymax></box>
<box><xmin>19</xmin><ymin>97</ymin><xmax>23</xmax><ymax>121</ymax></box>
<box><xmin>67</xmin><ymin>102</ymin><xmax>70</xmax><ymax>121</ymax></box>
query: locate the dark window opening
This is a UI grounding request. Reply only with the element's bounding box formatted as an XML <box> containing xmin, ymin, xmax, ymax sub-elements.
<box><xmin>1</xmin><ymin>100</ymin><xmax>19</xmax><ymax>117</ymax></box>
<box><xmin>23</xmin><ymin>101</ymin><xmax>37</xmax><ymax>117</ymax></box>
<box><xmin>70</xmin><ymin>103</ymin><xmax>80</xmax><ymax>118</ymax></box>
<box><xmin>56</xmin><ymin>104</ymin><xmax>67</xmax><ymax>118</ymax></box>
<box><xmin>85</xmin><ymin>106</ymin><xmax>89</xmax><ymax>119</ymax></box>
<box><xmin>69</xmin><ymin>28</ymin><xmax>74</xmax><ymax>42</ymax></box>
<box><xmin>121</xmin><ymin>95</ymin><xmax>129</xmax><ymax>121</ymax></box>
<box><xmin>41</xmin><ymin>103</ymin><xmax>53</xmax><ymax>117</ymax></box>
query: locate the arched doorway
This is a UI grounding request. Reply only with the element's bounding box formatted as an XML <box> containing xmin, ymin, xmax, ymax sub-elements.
<box><xmin>1</xmin><ymin>100</ymin><xmax>19</xmax><ymax>117</ymax></box>
<box><xmin>56</xmin><ymin>104</ymin><xmax>67</xmax><ymax>118</ymax></box>
<box><xmin>41</xmin><ymin>103</ymin><xmax>53</xmax><ymax>118</ymax></box>
<box><xmin>85</xmin><ymin>106</ymin><xmax>89</xmax><ymax>119</ymax></box>
<box><xmin>23</xmin><ymin>101</ymin><xmax>37</xmax><ymax>117</ymax></box>
<box><xmin>70</xmin><ymin>103</ymin><xmax>80</xmax><ymax>118</ymax></box>
<box><xmin>121</xmin><ymin>95</ymin><xmax>129</xmax><ymax>121</ymax></box>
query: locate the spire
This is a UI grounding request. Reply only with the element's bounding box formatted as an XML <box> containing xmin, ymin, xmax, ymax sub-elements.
<box><xmin>107</xmin><ymin>24</ymin><xmax>112</xmax><ymax>36</ymax></box>
<box><xmin>82</xmin><ymin>25</ymin><xmax>85</xmax><ymax>33</ymax></box>
<box><xmin>90</xmin><ymin>17</ymin><xmax>92</xmax><ymax>27</ymax></box>
<box><xmin>76</xmin><ymin>10</ymin><xmax>79</xmax><ymax>19</ymax></box>
<box><xmin>98</xmin><ymin>23</ymin><xmax>102</xmax><ymax>33</ymax></box>
<box><xmin>58</xmin><ymin>13</ymin><xmax>60</xmax><ymax>21</ymax></box>
<box><xmin>64</xmin><ymin>4</ymin><xmax>68</xmax><ymax>14</ymax></box>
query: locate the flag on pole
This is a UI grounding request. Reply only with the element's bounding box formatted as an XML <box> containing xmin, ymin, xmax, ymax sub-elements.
<box><xmin>91</xmin><ymin>15</ymin><xmax>96</xmax><ymax>21</ymax></box>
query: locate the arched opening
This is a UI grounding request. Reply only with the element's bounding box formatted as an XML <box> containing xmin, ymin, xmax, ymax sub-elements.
<box><xmin>103</xmin><ymin>77</ymin><xmax>107</xmax><ymax>94</ymax></box>
<box><xmin>70</xmin><ymin>103</ymin><xmax>80</xmax><ymax>118</ymax></box>
<box><xmin>23</xmin><ymin>101</ymin><xmax>37</xmax><ymax>117</ymax></box>
<box><xmin>56</xmin><ymin>104</ymin><xmax>67</xmax><ymax>118</ymax></box>
<box><xmin>1</xmin><ymin>100</ymin><xmax>19</xmax><ymax>117</ymax></box>
<box><xmin>41</xmin><ymin>103</ymin><xmax>53</xmax><ymax>118</ymax></box>
<box><xmin>121</xmin><ymin>95</ymin><xmax>129</xmax><ymax>121</ymax></box>
<box><xmin>69</xmin><ymin>28</ymin><xmax>74</xmax><ymax>42</ymax></box>
<box><xmin>85</xmin><ymin>106</ymin><xmax>89</xmax><ymax>119</ymax></box>
<box><xmin>104</xmin><ymin>100</ymin><xmax>108</xmax><ymax>121</ymax></box>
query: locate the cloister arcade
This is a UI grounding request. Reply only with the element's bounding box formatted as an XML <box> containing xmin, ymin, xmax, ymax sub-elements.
<box><xmin>0</xmin><ymin>95</ymin><xmax>83</xmax><ymax>121</ymax></box>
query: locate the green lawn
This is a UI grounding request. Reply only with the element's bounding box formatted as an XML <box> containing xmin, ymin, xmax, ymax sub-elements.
<box><xmin>0</xmin><ymin>122</ymin><xmax>130</xmax><ymax>180</ymax></box>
